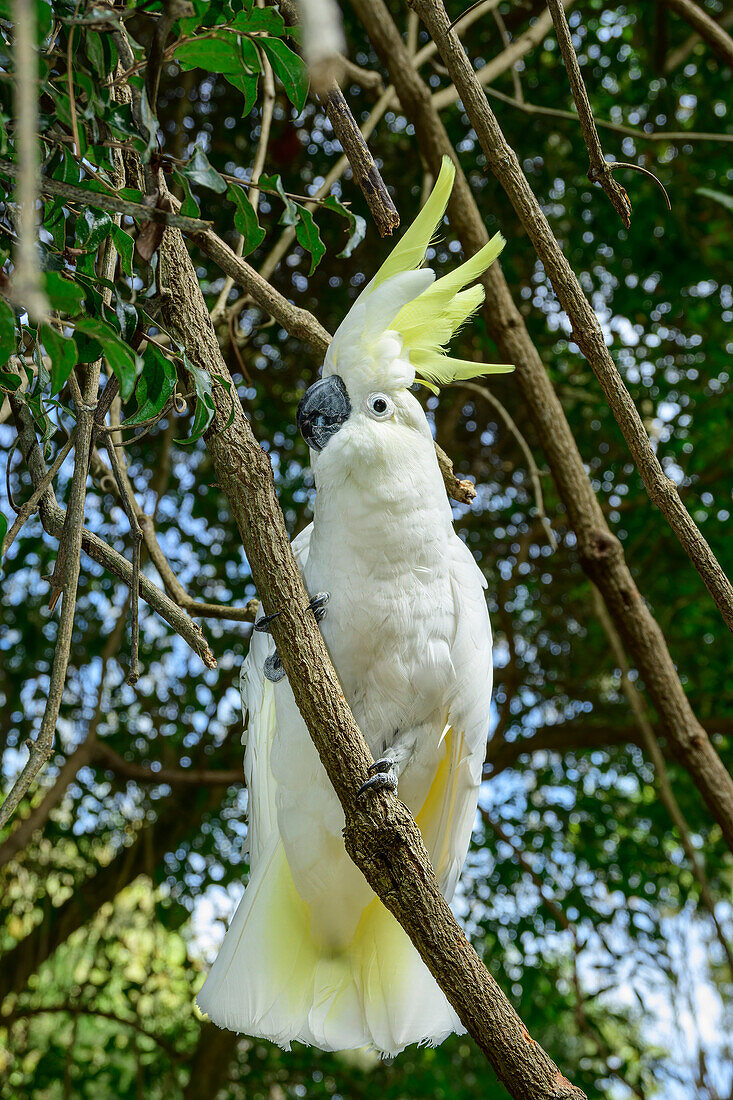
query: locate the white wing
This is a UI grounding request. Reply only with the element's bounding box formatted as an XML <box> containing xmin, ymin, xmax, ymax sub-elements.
<box><xmin>240</xmin><ymin>523</ymin><xmax>313</xmax><ymax>866</ymax></box>
<box><xmin>417</xmin><ymin>534</ymin><xmax>492</xmax><ymax>900</ymax></box>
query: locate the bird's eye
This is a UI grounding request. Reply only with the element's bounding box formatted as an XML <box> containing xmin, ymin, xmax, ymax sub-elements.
<box><xmin>365</xmin><ymin>392</ymin><xmax>394</xmax><ymax>421</ymax></box>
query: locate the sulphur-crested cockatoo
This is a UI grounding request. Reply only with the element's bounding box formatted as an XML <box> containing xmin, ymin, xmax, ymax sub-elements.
<box><xmin>197</xmin><ymin>157</ymin><xmax>512</xmax><ymax>1055</ymax></box>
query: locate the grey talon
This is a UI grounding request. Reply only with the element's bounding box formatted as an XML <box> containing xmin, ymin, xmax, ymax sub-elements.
<box><xmin>254</xmin><ymin>610</ymin><xmax>281</xmax><ymax>634</ymax></box>
<box><xmin>356</xmin><ymin>769</ymin><xmax>398</xmax><ymax>798</ymax></box>
<box><xmin>367</xmin><ymin>757</ymin><xmax>394</xmax><ymax>776</ymax></box>
<box><xmin>264</xmin><ymin>651</ymin><xmax>286</xmax><ymax>683</ymax></box>
<box><xmin>307</xmin><ymin>592</ymin><xmax>330</xmax><ymax>623</ymax></box>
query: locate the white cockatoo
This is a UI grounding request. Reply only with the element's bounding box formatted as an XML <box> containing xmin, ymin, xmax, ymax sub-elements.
<box><xmin>197</xmin><ymin>158</ymin><xmax>512</xmax><ymax>1055</ymax></box>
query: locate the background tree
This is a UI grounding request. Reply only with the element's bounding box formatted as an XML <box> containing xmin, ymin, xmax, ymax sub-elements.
<box><xmin>0</xmin><ymin>1</ymin><xmax>732</xmax><ymax>1097</ymax></box>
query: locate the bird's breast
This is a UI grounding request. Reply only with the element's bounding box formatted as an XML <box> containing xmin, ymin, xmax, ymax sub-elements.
<box><xmin>303</xmin><ymin>520</ymin><xmax>456</xmax><ymax>750</ymax></box>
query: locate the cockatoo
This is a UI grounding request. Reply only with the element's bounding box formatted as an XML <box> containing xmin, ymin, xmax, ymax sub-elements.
<box><xmin>197</xmin><ymin>157</ymin><xmax>512</xmax><ymax>1055</ymax></box>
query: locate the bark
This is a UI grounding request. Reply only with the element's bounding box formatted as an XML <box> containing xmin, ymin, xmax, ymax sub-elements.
<box><xmin>348</xmin><ymin>0</ymin><xmax>733</xmax><ymax>855</ymax></box>
<box><xmin>158</xmin><ymin>223</ymin><xmax>586</xmax><ymax>1099</ymax></box>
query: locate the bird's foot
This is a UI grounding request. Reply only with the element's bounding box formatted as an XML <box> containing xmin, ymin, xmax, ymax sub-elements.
<box><xmin>258</xmin><ymin>592</ymin><xmax>330</xmax><ymax>684</ymax></box>
<box><xmin>254</xmin><ymin>610</ymin><xmax>280</xmax><ymax>634</ymax></box>
<box><xmin>356</xmin><ymin>758</ymin><xmax>398</xmax><ymax>798</ymax></box>
<box><xmin>254</xmin><ymin>591</ymin><xmax>329</xmax><ymax>633</ymax></box>
<box><xmin>264</xmin><ymin>652</ymin><xmax>286</xmax><ymax>683</ymax></box>
<box><xmin>307</xmin><ymin>591</ymin><xmax>330</xmax><ymax>623</ymax></box>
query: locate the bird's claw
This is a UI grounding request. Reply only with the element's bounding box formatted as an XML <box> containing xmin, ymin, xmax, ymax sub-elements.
<box><xmin>264</xmin><ymin>651</ymin><xmax>286</xmax><ymax>683</ymax></box>
<box><xmin>254</xmin><ymin>610</ymin><xmax>281</xmax><ymax>634</ymax></box>
<box><xmin>356</xmin><ymin>758</ymin><xmax>397</xmax><ymax>798</ymax></box>
<box><xmin>307</xmin><ymin>591</ymin><xmax>330</xmax><ymax>623</ymax></box>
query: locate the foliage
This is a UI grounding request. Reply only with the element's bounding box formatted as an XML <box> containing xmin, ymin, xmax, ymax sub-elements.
<box><xmin>0</xmin><ymin>1</ymin><xmax>732</xmax><ymax>1098</ymax></box>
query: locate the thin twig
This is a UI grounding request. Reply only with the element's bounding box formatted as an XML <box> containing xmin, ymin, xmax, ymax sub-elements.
<box><xmin>491</xmin><ymin>6</ymin><xmax>523</xmax><ymax>104</ymax></box>
<box><xmin>8</xmin><ymin>393</ymin><xmax>217</xmax><ymax>666</ymax></box>
<box><xmin>431</xmin><ymin>1</ymin><xmax>575</xmax><ymax>111</ymax></box>
<box><xmin>103</xmin><ymin>431</ymin><xmax>143</xmax><ymax>684</ymax></box>
<box><xmin>590</xmin><ymin>586</ymin><xmax>733</xmax><ymax>976</ymax></box>
<box><xmin>139</xmin><ymin>514</ymin><xmax>259</xmax><ymax>622</ymax></box>
<box><xmin>66</xmin><ymin>2</ymin><xmax>82</xmax><ymax>156</ymax></box>
<box><xmin>1</xmin><ymin>435</ymin><xmax>74</xmax><ymax>558</ymax></box>
<box><xmin>547</xmin><ymin>0</ymin><xmax>633</xmax><ymax>227</ymax></box>
<box><xmin>93</xmin><ymin>742</ymin><xmax>243</xmax><ymax>786</ymax></box>
<box><xmin>479</xmin><ymin>85</ymin><xmax>733</xmax><ymax>144</ymax></box>
<box><xmin>0</xmin><ymin>161</ymin><xmax>213</xmax><ymax>230</ymax></box>
<box><xmin>224</xmin><ymin>82</ymin><xmax>396</xmax><ymax>327</ymax></box>
<box><xmin>2</xmin><ymin>1005</ymin><xmax>183</xmax><ymax>1063</ymax></box>
<box><xmin>0</xmin><ymin>605</ymin><xmax>128</xmax><ymax>867</ymax></box>
<box><xmin>461</xmin><ymin>381</ymin><xmax>556</xmax><ymax>550</ymax></box>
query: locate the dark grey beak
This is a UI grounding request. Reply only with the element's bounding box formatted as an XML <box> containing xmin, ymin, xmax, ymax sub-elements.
<box><xmin>297</xmin><ymin>374</ymin><xmax>351</xmax><ymax>452</ymax></box>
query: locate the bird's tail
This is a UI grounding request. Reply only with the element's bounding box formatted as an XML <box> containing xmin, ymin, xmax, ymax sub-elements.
<box><xmin>196</xmin><ymin>836</ymin><xmax>462</xmax><ymax>1055</ymax></box>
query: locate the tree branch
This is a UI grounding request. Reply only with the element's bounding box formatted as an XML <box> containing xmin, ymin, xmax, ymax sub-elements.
<box><xmin>321</xmin><ymin>83</ymin><xmax>400</xmax><ymax>236</ymax></box>
<box><xmin>590</xmin><ymin>587</ymin><xmax>733</xmax><ymax>975</ymax></box>
<box><xmin>546</xmin><ymin>0</ymin><xmax>633</xmax><ymax>227</ymax></box>
<box><xmin>431</xmin><ymin>1</ymin><xmax>575</xmax><ymax>111</ymax></box>
<box><xmin>6</xmin><ymin>396</ymin><xmax>217</xmax><ymax>670</ymax></box>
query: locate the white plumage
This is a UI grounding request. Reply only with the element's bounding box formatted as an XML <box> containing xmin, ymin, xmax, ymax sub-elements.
<box><xmin>197</xmin><ymin>158</ymin><xmax>510</xmax><ymax>1055</ymax></box>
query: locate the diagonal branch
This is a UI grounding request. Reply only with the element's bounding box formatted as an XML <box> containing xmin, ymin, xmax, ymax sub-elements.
<box><xmin>6</xmin><ymin>396</ymin><xmax>216</xmax><ymax>670</ymax></box>
<box><xmin>546</xmin><ymin>0</ymin><xmax>632</xmax><ymax>227</ymax></box>
<box><xmin>321</xmin><ymin>83</ymin><xmax>400</xmax><ymax>236</ymax></box>
<box><xmin>431</xmin><ymin>1</ymin><xmax>575</xmax><ymax>110</ymax></box>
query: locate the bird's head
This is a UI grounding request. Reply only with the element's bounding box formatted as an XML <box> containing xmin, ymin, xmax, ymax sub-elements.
<box><xmin>297</xmin><ymin>157</ymin><xmax>513</xmax><ymax>483</ymax></box>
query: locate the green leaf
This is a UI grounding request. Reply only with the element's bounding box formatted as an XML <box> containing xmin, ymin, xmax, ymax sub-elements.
<box><xmin>172</xmin><ymin>169</ymin><xmax>200</xmax><ymax>217</ymax></box>
<box><xmin>110</xmin><ymin>225</ymin><xmax>135</xmax><ymax>278</ymax></box>
<box><xmin>124</xmin><ymin>343</ymin><xmax>177</xmax><ymax>427</ymax></box>
<box><xmin>179</xmin><ymin>354</ymin><xmax>215</xmax><ymax>444</ymax></box>
<box><xmin>175</xmin><ymin>37</ymin><xmax>244</xmax><ymax>74</ymax></box>
<box><xmin>43</xmin><ymin>272</ymin><xmax>85</xmax><ymax>316</ymax></box>
<box><xmin>0</xmin><ymin>511</ymin><xmax>7</xmax><ymax>562</ymax></box>
<box><xmin>75</xmin><ymin>207</ymin><xmax>113</xmax><ymax>251</ymax></box>
<box><xmin>41</xmin><ymin>323</ymin><xmax>78</xmax><ymax>395</ymax></box>
<box><xmin>138</xmin><ymin>85</ymin><xmax>159</xmax><ymax>162</ymax></box>
<box><xmin>231</xmin><ymin>6</ymin><xmax>285</xmax><ymax>36</ymax></box>
<box><xmin>294</xmin><ymin>205</ymin><xmax>325</xmax><ymax>275</ymax></box>
<box><xmin>697</xmin><ymin>188</ymin><xmax>733</xmax><ymax>214</ymax></box>
<box><xmin>184</xmin><ymin>149</ymin><xmax>227</xmax><ymax>194</ymax></box>
<box><xmin>227</xmin><ymin>184</ymin><xmax>266</xmax><ymax>256</ymax></box>
<box><xmin>74</xmin><ymin>318</ymin><xmax>141</xmax><ymax>400</ymax></box>
<box><xmin>258</xmin><ymin>172</ymin><xmax>298</xmax><ymax>225</ymax></box>
<box><xmin>0</xmin><ymin>296</ymin><xmax>16</xmax><ymax>366</ymax></box>
<box><xmin>223</xmin><ymin>70</ymin><xmax>259</xmax><ymax>115</ymax></box>
<box><xmin>259</xmin><ymin>37</ymin><xmax>309</xmax><ymax>114</ymax></box>
<box><xmin>115</xmin><ymin>299</ymin><xmax>138</xmax><ymax>343</ymax></box>
<box><xmin>85</xmin><ymin>31</ymin><xmax>106</xmax><ymax>77</ymax></box>
<box><xmin>322</xmin><ymin>195</ymin><xmax>367</xmax><ymax>258</ymax></box>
